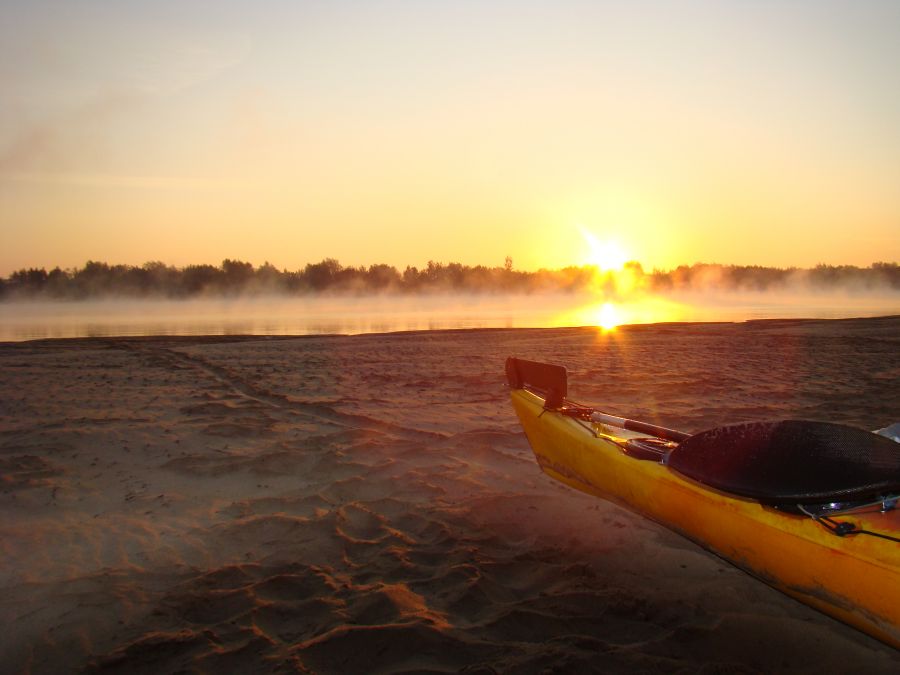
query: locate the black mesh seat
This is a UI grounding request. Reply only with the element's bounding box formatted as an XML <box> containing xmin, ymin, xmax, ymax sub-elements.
<box><xmin>667</xmin><ymin>420</ymin><xmax>900</xmax><ymax>504</ymax></box>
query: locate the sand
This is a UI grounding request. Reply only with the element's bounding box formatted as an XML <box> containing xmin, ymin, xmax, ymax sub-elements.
<box><xmin>1</xmin><ymin>317</ymin><xmax>899</xmax><ymax>673</ymax></box>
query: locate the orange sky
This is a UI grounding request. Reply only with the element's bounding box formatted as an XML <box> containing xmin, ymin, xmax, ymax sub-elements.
<box><xmin>2</xmin><ymin>1</ymin><xmax>899</xmax><ymax>276</ymax></box>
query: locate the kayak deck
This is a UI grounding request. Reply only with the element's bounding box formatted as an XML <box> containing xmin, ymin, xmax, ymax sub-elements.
<box><xmin>511</xmin><ymin>387</ymin><xmax>900</xmax><ymax>649</ymax></box>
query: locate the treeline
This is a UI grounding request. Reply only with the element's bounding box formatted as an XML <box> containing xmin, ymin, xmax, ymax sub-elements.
<box><xmin>0</xmin><ymin>259</ymin><xmax>545</xmax><ymax>299</ymax></box>
<box><xmin>1</xmin><ymin>259</ymin><xmax>898</xmax><ymax>300</ymax></box>
<box><xmin>652</xmin><ymin>262</ymin><xmax>900</xmax><ymax>292</ymax></box>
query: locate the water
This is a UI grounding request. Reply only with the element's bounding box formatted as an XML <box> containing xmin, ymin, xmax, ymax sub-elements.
<box><xmin>1</xmin><ymin>291</ymin><xmax>898</xmax><ymax>341</ymax></box>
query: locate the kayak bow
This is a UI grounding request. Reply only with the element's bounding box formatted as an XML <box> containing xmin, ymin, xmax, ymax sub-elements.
<box><xmin>506</xmin><ymin>357</ymin><xmax>900</xmax><ymax>649</ymax></box>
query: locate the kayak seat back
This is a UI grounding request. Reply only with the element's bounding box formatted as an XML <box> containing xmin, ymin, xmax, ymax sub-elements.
<box><xmin>506</xmin><ymin>357</ymin><xmax>567</xmax><ymax>408</ymax></box>
<box><xmin>667</xmin><ymin>420</ymin><xmax>900</xmax><ymax>505</ymax></box>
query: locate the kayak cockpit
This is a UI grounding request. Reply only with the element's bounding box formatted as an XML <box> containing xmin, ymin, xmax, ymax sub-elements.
<box><xmin>667</xmin><ymin>419</ymin><xmax>900</xmax><ymax>507</ymax></box>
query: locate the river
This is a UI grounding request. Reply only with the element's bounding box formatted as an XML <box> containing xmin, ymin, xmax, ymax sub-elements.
<box><xmin>1</xmin><ymin>291</ymin><xmax>898</xmax><ymax>341</ymax></box>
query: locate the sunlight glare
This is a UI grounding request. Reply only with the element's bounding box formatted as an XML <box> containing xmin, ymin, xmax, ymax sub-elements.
<box><xmin>597</xmin><ymin>302</ymin><xmax>621</xmax><ymax>331</ymax></box>
<box><xmin>580</xmin><ymin>227</ymin><xmax>629</xmax><ymax>271</ymax></box>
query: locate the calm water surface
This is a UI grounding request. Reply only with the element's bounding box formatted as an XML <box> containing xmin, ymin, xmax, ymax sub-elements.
<box><xmin>2</xmin><ymin>292</ymin><xmax>898</xmax><ymax>341</ymax></box>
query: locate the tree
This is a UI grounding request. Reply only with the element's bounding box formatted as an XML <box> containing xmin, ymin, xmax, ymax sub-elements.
<box><xmin>366</xmin><ymin>264</ymin><xmax>401</xmax><ymax>290</ymax></box>
<box><xmin>182</xmin><ymin>264</ymin><xmax>222</xmax><ymax>295</ymax></box>
<box><xmin>221</xmin><ymin>259</ymin><xmax>254</xmax><ymax>290</ymax></box>
<box><xmin>302</xmin><ymin>258</ymin><xmax>342</xmax><ymax>290</ymax></box>
<box><xmin>255</xmin><ymin>262</ymin><xmax>283</xmax><ymax>292</ymax></box>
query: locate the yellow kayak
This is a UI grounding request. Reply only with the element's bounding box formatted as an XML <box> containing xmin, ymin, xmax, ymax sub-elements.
<box><xmin>506</xmin><ymin>357</ymin><xmax>900</xmax><ymax>649</ymax></box>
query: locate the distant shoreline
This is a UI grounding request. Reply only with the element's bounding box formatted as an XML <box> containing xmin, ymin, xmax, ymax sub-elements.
<box><xmin>5</xmin><ymin>313</ymin><xmax>899</xmax><ymax>348</ymax></box>
<box><xmin>3</xmin><ymin>259</ymin><xmax>898</xmax><ymax>301</ymax></box>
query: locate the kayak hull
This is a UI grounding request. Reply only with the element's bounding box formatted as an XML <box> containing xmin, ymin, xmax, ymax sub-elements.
<box><xmin>511</xmin><ymin>387</ymin><xmax>900</xmax><ymax>649</ymax></box>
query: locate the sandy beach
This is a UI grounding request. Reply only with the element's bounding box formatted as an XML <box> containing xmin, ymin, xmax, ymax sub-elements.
<box><xmin>2</xmin><ymin>317</ymin><xmax>899</xmax><ymax>673</ymax></box>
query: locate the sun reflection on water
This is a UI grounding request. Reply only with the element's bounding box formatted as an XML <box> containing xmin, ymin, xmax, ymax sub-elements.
<box><xmin>597</xmin><ymin>302</ymin><xmax>620</xmax><ymax>331</ymax></box>
<box><xmin>556</xmin><ymin>295</ymin><xmax>690</xmax><ymax>331</ymax></box>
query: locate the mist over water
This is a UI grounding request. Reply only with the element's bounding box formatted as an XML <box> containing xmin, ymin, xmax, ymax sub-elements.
<box><xmin>2</xmin><ymin>288</ymin><xmax>898</xmax><ymax>341</ymax></box>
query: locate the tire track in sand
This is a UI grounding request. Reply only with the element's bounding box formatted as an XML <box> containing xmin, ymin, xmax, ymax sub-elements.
<box><xmin>106</xmin><ymin>339</ymin><xmax>448</xmax><ymax>442</ymax></box>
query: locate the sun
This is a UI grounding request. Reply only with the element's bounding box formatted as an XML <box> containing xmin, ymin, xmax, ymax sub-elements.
<box><xmin>579</xmin><ymin>228</ymin><xmax>629</xmax><ymax>271</ymax></box>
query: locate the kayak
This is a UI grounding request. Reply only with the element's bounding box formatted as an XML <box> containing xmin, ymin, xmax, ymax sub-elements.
<box><xmin>506</xmin><ymin>357</ymin><xmax>900</xmax><ymax>649</ymax></box>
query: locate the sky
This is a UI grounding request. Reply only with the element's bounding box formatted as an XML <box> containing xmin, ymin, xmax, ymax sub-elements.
<box><xmin>1</xmin><ymin>0</ymin><xmax>899</xmax><ymax>276</ymax></box>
